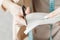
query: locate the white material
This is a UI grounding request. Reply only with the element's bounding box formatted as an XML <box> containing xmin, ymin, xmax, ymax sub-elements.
<box><xmin>24</xmin><ymin>12</ymin><xmax>60</xmax><ymax>34</ymax></box>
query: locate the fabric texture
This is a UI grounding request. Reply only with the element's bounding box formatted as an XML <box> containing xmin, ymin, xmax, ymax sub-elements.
<box><xmin>18</xmin><ymin>0</ymin><xmax>60</xmax><ymax>40</ymax></box>
<box><xmin>33</xmin><ymin>0</ymin><xmax>60</xmax><ymax>40</ymax></box>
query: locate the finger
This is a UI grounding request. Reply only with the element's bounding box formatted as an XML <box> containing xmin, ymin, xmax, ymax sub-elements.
<box><xmin>25</xmin><ymin>7</ymin><xmax>30</xmax><ymax>15</ymax></box>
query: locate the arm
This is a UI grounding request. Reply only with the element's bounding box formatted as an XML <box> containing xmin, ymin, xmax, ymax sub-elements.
<box><xmin>44</xmin><ymin>7</ymin><xmax>60</xmax><ymax>19</ymax></box>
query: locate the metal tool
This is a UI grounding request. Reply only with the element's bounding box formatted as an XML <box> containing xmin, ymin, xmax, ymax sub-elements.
<box><xmin>22</xmin><ymin>5</ymin><xmax>27</xmax><ymax>25</ymax></box>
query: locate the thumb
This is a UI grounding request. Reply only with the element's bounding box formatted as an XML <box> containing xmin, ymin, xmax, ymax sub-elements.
<box><xmin>25</xmin><ymin>7</ymin><xmax>30</xmax><ymax>15</ymax></box>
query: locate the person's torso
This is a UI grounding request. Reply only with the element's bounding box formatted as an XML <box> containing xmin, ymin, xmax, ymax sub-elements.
<box><xmin>33</xmin><ymin>0</ymin><xmax>60</xmax><ymax>40</ymax></box>
<box><xmin>33</xmin><ymin>0</ymin><xmax>60</xmax><ymax>13</ymax></box>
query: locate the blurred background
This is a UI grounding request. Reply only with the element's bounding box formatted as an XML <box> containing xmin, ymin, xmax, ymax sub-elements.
<box><xmin>0</xmin><ymin>10</ymin><xmax>12</xmax><ymax>40</ymax></box>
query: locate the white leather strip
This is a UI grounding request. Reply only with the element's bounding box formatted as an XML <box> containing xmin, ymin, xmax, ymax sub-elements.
<box><xmin>24</xmin><ymin>12</ymin><xmax>60</xmax><ymax>34</ymax></box>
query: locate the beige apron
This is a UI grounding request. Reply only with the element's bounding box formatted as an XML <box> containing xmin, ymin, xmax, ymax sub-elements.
<box><xmin>33</xmin><ymin>0</ymin><xmax>60</xmax><ymax>40</ymax></box>
<box><xmin>17</xmin><ymin>0</ymin><xmax>60</xmax><ymax>40</ymax></box>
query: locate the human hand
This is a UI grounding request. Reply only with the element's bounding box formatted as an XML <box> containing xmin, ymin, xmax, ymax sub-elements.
<box><xmin>16</xmin><ymin>7</ymin><xmax>30</xmax><ymax>26</ymax></box>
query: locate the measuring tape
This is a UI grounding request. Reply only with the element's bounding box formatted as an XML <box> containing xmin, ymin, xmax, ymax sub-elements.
<box><xmin>50</xmin><ymin>0</ymin><xmax>55</xmax><ymax>40</ymax></box>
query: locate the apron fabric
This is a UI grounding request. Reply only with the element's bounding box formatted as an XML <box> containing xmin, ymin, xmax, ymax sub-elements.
<box><xmin>18</xmin><ymin>0</ymin><xmax>60</xmax><ymax>40</ymax></box>
<box><xmin>33</xmin><ymin>0</ymin><xmax>60</xmax><ymax>40</ymax></box>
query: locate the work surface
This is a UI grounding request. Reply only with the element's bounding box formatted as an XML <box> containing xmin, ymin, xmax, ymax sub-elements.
<box><xmin>0</xmin><ymin>10</ymin><xmax>12</xmax><ymax>40</ymax></box>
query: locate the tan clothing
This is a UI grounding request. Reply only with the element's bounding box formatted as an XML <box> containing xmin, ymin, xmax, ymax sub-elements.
<box><xmin>17</xmin><ymin>0</ymin><xmax>60</xmax><ymax>40</ymax></box>
<box><xmin>33</xmin><ymin>0</ymin><xmax>60</xmax><ymax>40</ymax></box>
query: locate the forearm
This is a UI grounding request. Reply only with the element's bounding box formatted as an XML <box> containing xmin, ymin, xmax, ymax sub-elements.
<box><xmin>44</xmin><ymin>7</ymin><xmax>60</xmax><ymax>18</ymax></box>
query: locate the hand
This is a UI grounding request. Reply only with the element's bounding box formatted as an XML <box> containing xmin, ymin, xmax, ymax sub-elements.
<box><xmin>44</xmin><ymin>7</ymin><xmax>60</xmax><ymax>19</ymax></box>
<box><xmin>16</xmin><ymin>7</ymin><xmax>30</xmax><ymax>26</ymax></box>
<box><xmin>1</xmin><ymin>0</ymin><xmax>30</xmax><ymax>26</ymax></box>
